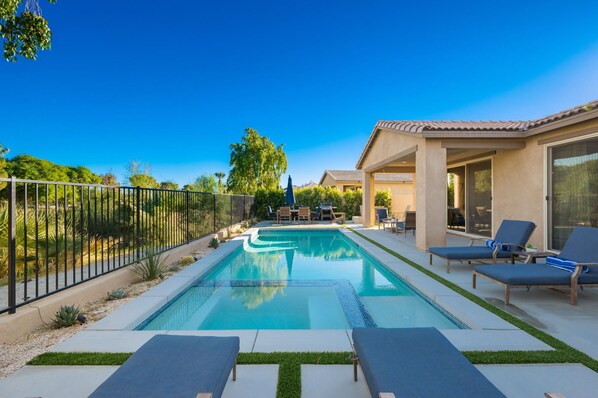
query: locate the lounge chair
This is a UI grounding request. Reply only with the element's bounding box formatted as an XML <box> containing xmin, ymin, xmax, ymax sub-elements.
<box><xmin>320</xmin><ymin>202</ymin><xmax>334</xmax><ymax>220</ymax></box>
<box><xmin>428</xmin><ymin>219</ymin><xmax>536</xmax><ymax>273</ymax></box>
<box><xmin>473</xmin><ymin>226</ymin><xmax>598</xmax><ymax>305</ymax></box>
<box><xmin>352</xmin><ymin>327</ymin><xmax>506</xmax><ymax>398</ymax></box>
<box><xmin>89</xmin><ymin>335</ymin><xmax>240</xmax><ymax>398</ymax></box>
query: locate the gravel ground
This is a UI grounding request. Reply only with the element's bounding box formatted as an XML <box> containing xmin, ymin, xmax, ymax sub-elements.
<box><xmin>0</xmin><ymin>236</ymin><xmax>218</xmax><ymax>380</ymax></box>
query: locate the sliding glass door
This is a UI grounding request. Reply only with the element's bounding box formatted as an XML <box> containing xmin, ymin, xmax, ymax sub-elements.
<box><xmin>447</xmin><ymin>160</ymin><xmax>492</xmax><ymax>237</ymax></box>
<box><xmin>549</xmin><ymin>137</ymin><xmax>598</xmax><ymax>250</ymax></box>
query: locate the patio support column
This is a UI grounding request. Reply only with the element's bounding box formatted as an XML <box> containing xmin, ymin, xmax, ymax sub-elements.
<box><xmin>363</xmin><ymin>172</ymin><xmax>375</xmax><ymax>227</ymax></box>
<box><xmin>415</xmin><ymin>140</ymin><xmax>447</xmax><ymax>250</ymax></box>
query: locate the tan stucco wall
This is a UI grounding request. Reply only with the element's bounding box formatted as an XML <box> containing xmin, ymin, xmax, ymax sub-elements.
<box><xmin>361</xmin><ymin>130</ymin><xmax>423</xmax><ymax>169</ymax></box>
<box><xmin>493</xmin><ymin>118</ymin><xmax>598</xmax><ymax>250</ymax></box>
<box><xmin>375</xmin><ymin>182</ymin><xmax>414</xmax><ymax>217</ymax></box>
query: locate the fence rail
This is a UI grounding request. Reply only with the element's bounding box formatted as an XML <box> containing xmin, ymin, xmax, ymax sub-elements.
<box><xmin>0</xmin><ymin>177</ymin><xmax>255</xmax><ymax>314</ymax></box>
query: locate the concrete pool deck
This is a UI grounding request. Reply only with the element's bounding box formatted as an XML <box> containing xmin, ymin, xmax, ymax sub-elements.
<box><xmin>2</xmin><ymin>223</ymin><xmax>598</xmax><ymax>397</ymax></box>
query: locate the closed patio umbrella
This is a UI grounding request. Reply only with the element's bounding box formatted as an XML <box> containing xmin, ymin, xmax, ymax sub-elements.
<box><xmin>285</xmin><ymin>175</ymin><xmax>295</xmax><ymax>206</ymax></box>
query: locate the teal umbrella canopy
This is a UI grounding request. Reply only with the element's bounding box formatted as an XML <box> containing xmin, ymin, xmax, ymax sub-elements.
<box><xmin>285</xmin><ymin>175</ymin><xmax>295</xmax><ymax>205</ymax></box>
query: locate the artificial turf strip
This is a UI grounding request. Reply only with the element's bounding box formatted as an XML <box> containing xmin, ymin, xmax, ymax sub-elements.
<box><xmin>28</xmin><ymin>352</ymin><xmax>132</xmax><ymax>366</ymax></box>
<box><xmin>344</xmin><ymin>226</ymin><xmax>598</xmax><ymax>373</ymax></box>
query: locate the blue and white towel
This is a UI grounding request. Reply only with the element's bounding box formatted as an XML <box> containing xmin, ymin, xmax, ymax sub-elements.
<box><xmin>546</xmin><ymin>256</ymin><xmax>588</xmax><ymax>273</ymax></box>
<box><xmin>484</xmin><ymin>239</ymin><xmax>513</xmax><ymax>252</ymax></box>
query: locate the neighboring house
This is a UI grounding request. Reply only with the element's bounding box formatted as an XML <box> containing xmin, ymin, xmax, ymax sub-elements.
<box><xmin>319</xmin><ymin>170</ymin><xmax>414</xmax><ymax>217</ymax></box>
<box><xmin>356</xmin><ymin>100</ymin><xmax>598</xmax><ymax>251</ymax></box>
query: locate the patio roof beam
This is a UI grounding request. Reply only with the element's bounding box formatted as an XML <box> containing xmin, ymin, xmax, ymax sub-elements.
<box><xmin>370</xmin><ymin>166</ymin><xmax>416</xmax><ymax>173</ymax></box>
<box><xmin>363</xmin><ymin>145</ymin><xmax>418</xmax><ymax>173</ymax></box>
<box><xmin>447</xmin><ymin>151</ymin><xmax>497</xmax><ymax>166</ymax></box>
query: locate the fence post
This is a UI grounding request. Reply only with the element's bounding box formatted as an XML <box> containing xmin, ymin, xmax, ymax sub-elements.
<box><xmin>136</xmin><ymin>186</ymin><xmax>141</xmax><ymax>261</ymax></box>
<box><xmin>8</xmin><ymin>176</ymin><xmax>17</xmax><ymax>314</ymax></box>
<box><xmin>230</xmin><ymin>195</ymin><xmax>233</xmax><ymax>226</ymax></box>
<box><xmin>185</xmin><ymin>190</ymin><xmax>190</xmax><ymax>244</ymax></box>
<box><xmin>243</xmin><ymin>195</ymin><xmax>246</xmax><ymax>221</ymax></box>
<box><xmin>213</xmin><ymin>194</ymin><xmax>217</xmax><ymax>233</ymax></box>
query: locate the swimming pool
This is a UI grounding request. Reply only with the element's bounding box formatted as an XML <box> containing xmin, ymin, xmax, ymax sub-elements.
<box><xmin>138</xmin><ymin>230</ymin><xmax>462</xmax><ymax>330</ymax></box>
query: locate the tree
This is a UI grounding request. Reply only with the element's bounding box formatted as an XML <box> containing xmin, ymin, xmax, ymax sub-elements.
<box><xmin>6</xmin><ymin>154</ymin><xmax>102</xmax><ymax>183</ymax></box>
<box><xmin>160</xmin><ymin>181</ymin><xmax>179</xmax><ymax>190</ymax></box>
<box><xmin>1</xmin><ymin>0</ymin><xmax>57</xmax><ymax>62</ymax></box>
<box><xmin>186</xmin><ymin>174</ymin><xmax>218</xmax><ymax>193</ymax></box>
<box><xmin>100</xmin><ymin>173</ymin><xmax>119</xmax><ymax>186</ymax></box>
<box><xmin>214</xmin><ymin>171</ymin><xmax>226</xmax><ymax>193</ymax></box>
<box><xmin>126</xmin><ymin>160</ymin><xmax>158</xmax><ymax>188</ymax></box>
<box><xmin>227</xmin><ymin>128</ymin><xmax>287</xmax><ymax>195</ymax></box>
<box><xmin>129</xmin><ymin>174</ymin><xmax>159</xmax><ymax>188</ymax></box>
<box><xmin>0</xmin><ymin>144</ymin><xmax>8</xmax><ymax>190</ymax></box>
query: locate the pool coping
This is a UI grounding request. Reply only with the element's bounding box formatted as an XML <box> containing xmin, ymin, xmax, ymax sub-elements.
<box><xmin>52</xmin><ymin>226</ymin><xmax>552</xmax><ymax>353</ymax></box>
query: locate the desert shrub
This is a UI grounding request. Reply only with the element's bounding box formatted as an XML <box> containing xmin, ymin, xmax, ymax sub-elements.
<box><xmin>53</xmin><ymin>305</ymin><xmax>81</xmax><ymax>328</ymax></box>
<box><xmin>179</xmin><ymin>255</ymin><xmax>195</xmax><ymax>266</ymax></box>
<box><xmin>107</xmin><ymin>289</ymin><xmax>127</xmax><ymax>300</ymax></box>
<box><xmin>131</xmin><ymin>248</ymin><xmax>167</xmax><ymax>281</ymax></box>
<box><xmin>168</xmin><ymin>264</ymin><xmax>181</xmax><ymax>272</ymax></box>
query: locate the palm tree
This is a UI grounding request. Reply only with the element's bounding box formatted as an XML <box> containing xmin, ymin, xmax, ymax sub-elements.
<box><xmin>214</xmin><ymin>172</ymin><xmax>226</xmax><ymax>193</ymax></box>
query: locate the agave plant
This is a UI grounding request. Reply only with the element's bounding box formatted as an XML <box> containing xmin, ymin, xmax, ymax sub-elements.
<box><xmin>131</xmin><ymin>247</ymin><xmax>168</xmax><ymax>281</ymax></box>
<box><xmin>53</xmin><ymin>304</ymin><xmax>81</xmax><ymax>328</ymax></box>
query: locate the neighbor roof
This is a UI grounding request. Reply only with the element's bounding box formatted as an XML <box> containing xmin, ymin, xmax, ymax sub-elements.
<box><xmin>357</xmin><ymin>100</ymin><xmax>598</xmax><ymax>169</ymax></box>
<box><xmin>319</xmin><ymin>170</ymin><xmax>413</xmax><ymax>185</ymax></box>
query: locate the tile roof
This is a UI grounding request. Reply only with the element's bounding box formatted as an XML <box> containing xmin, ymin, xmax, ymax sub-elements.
<box><xmin>375</xmin><ymin>100</ymin><xmax>598</xmax><ymax>133</ymax></box>
<box><xmin>357</xmin><ymin>100</ymin><xmax>598</xmax><ymax>169</ymax></box>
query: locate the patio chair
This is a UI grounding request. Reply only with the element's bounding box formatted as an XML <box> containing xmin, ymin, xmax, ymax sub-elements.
<box><xmin>403</xmin><ymin>211</ymin><xmax>416</xmax><ymax>236</ymax></box>
<box><xmin>298</xmin><ymin>206</ymin><xmax>311</xmax><ymax>223</ymax></box>
<box><xmin>352</xmin><ymin>327</ymin><xmax>506</xmax><ymax>398</ymax></box>
<box><xmin>375</xmin><ymin>208</ymin><xmax>392</xmax><ymax>230</ymax></box>
<box><xmin>428</xmin><ymin>219</ymin><xmax>536</xmax><ymax>273</ymax></box>
<box><xmin>278</xmin><ymin>206</ymin><xmax>291</xmax><ymax>224</ymax></box>
<box><xmin>473</xmin><ymin>226</ymin><xmax>598</xmax><ymax>305</ymax></box>
<box><xmin>266</xmin><ymin>205</ymin><xmax>277</xmax><ymax>220</ymax></box>
<box><xmin>89</xmin><ymin>335</ymin><xmax>240</xmax><ymax>398</ymax></box>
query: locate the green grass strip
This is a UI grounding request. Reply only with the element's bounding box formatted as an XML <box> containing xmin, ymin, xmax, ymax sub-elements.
<box><xmin>28</xmin><ymin>352</ymin><xmax>132</xmax><ymax>366</ymax></box>
<box><xmin>344</xmin><ymin>226</ymin><xmax>598</xmax><ymax>372</ymax></box>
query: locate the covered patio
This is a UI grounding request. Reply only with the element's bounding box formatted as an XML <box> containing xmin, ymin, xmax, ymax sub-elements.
<box><xmin>357</xmin><ymin>120</ymin><xmax>527</xmax><ymax>250</ymax></box>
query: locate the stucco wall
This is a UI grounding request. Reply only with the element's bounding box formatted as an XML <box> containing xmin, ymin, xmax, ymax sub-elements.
<box><xmin>361</xmin><ymin>130</ymin><xmax>423</xmax><ymax>169</ymax></box>
<box><xmin>376</xmin><ymin>182</ymin><xmax>414</xmax><ymax>217</ymax></box>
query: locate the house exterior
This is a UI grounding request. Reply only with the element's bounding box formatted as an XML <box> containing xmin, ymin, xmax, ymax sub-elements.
<box><xmin>356</xmin><ymin>100</ymin><xmax>598</xmax><ymax>251</ymax></box>
<box><xmin>319</xmin><ymin>169</ymin><xmax>414</xmax><ymax>217</ymax></box>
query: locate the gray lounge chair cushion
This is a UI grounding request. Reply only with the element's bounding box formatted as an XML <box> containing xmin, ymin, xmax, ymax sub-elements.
<box><xmin>89</xmin><ymin>335</ymin><xmax>240</xmax><ymax>398</ymax></box>
<box><xmin>428</xmin><ymin>246</ymin><xmax>511</xmax><ymax>260</ymax></box>
<box><xmin>475</xmin><ymin>264</ymin><xmax>598</xmax><ymax>285</ymax></box>
<box><xmin>352</xmin><ymin>328</ymin><xmax>505</xmax><ymax>398</ymax></box>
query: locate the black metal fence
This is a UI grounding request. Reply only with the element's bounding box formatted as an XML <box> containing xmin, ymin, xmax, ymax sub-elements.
<box><xmin>0</xmin><ymin>177</ymin><xmax>255</xmax><ymax>314</ymax></box>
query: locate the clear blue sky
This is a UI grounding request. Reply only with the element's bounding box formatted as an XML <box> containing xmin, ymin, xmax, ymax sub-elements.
<box><xmin>2</xmin><ymin>0</ymin><xmax>597</xmax><ymax>187</ymax></box>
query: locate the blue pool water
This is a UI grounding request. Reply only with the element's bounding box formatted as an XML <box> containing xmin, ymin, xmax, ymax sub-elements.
<box><xmin>139</xmin><ymin>230</ymin><xmax>462</xmax><ymax>330</ymax></box>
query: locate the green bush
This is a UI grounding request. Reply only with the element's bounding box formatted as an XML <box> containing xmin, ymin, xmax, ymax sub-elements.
<box><xmin>375</xmin><ymin>189</ymin><xmax>392</xmax><ymax>210</ymax></box>
<box><xmin>131</xmin><ymin>248</ymin><xmax>167</xmax><ymax>281</ymax></box>
<box><xmin>53</xmin><ymin>305</ymin><xmax>81</xmax><ymax>328</ymax></box>
<box><xmin>343</xmin><ymin>188</ymin><xmax>362</xmax><ymax>219</ymax></box>
<box><xmin>254</xmin><ymin>187</ymin><xmax>285</xmax><ymax>219</ymax></box>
